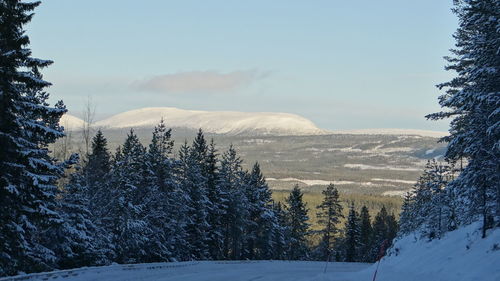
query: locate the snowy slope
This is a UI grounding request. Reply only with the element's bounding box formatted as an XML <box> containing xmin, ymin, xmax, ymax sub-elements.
<box><xmin>0</xmin><ymin>261</ymin><xmax>370</xmax><ymax>281</ymax></box>
<box><xmin>60</xmin><ymin>114</ymin><xmax>85</xmax><ymax>131</ymax></box>
<box><xmin>341</xmin><ymin>222</ymin><xmax>500</xmax><ymax>281</ymax></box>
<box><xmin>94</xmin><ymin>107</ymin><xmax>328</xmax><ymax>136</ymax></box>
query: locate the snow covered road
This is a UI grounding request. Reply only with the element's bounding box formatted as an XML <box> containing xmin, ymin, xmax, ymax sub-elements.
<box><xmin>0</xmin><ymin>261</ymin><xmax>371</xmax><ymax>281</ymax></box>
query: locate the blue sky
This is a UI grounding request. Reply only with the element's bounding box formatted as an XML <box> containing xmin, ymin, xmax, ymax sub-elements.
<box><xmin>28</xmin><ymin>0</ymin><xmax>457</xmax><ymax>131</ymax></box>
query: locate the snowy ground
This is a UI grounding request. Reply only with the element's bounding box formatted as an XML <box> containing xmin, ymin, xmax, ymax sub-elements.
<box><xmin>0</xmin><ymin>261</ymin><xmax>370</xmax><ymax>281</ymax></box>
<box><xmin>2</xmin><ymin>222</ymin><xmax>498</xmax><ymax>281</ymax></box>
<box><xmin>347</xmin><ymin>221</ymin><xmax>500</xmax><ymax>281</ymax></box>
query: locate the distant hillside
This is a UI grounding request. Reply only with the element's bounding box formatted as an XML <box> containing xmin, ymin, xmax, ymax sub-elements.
<box><xmin>58</xmin><ymin>108</ymin><xmax>448</xmax><ymax>196</ymax></box>
<box><xmin>93</xmin><ymin>107</ymin><xmax>328</xmax><ymax>136</ymax></box>
<box><xmin>64</xmin><ymin>107</ymin><xmax>447</xmax><ymax>138</ymax></box>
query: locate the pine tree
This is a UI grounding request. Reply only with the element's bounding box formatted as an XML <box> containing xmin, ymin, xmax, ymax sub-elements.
<box><xmin>205</xmin><ymin>139</ymin><xmax>226</xmax><ymax>260</ymax></box>
<box><xmin>107</xmin><ymin>130</ymin><xmax>150</xmax><ymax>263</ymax></box>
<box><xmin>243</xmin><ymin>162</ymin><xmax>274</xmax><ymax>259</ymax></box>
<box><xmin>285</xmin><ymin>185</ymin><xmax>310</xmax><ymax>260</ymax></box>
<box><xmin>315</xmin><ymin>183</ymin><xmax>343</xmax><ymax>260</ymax></box>
<box><xmin>398</xmin><ymin>192</ymin><xmax>415</xmax><ymax>236</ymax></box>
<box><xmin>53</xmin><ymin>161</ymin><xmax>99</xmax><ymax>269</ymax></box>
<box><xmin>370</xmin><ymin>206</ymin><xmax>394</xmax><ymax>262</ymax></box>
<box><xmin>84</xmin><ymin>130</ymin><xmax>110</xmax><ymax>192</ymax></box>
<box><xmin>386</xmin><ymin>212</ymin><xmax>398</xmax><ymax>244</ymax></box>
<box><xmin>178</xmin><ymin>141</ymin><xmax>210</xmax><ymax>260</ymax></box>
<box><xmin>217</xmin><ymin>145</ymin><xmax>249</xmax><ymax>260</ymax></box>
<box><xmin>411</xmin><ymin>160</ymin><xmax>453</xmax><ymax>239</ymax></box>
<box><xmin>358</xmin><ymin>205</ymin><xmax>373</xmax><ymax>262</ymax></box>
<box><xmin>143</xmin><ymin>120</ymin><xmax>178</xmax><ymax>262</ymax></box>
<box><xmin>344</xmin><ymin>202</ymin><xmax>360</xmax><ymax>262</ymax></box>
<box><xmin>271</xmin><ymin>202</ymin><xmax>288</xmax><ymax>260</ymax></box>
<box><xmin>0</xmin><ymin>0</ymin><xmax>68</xmax><ymax>275</ymax></box>
<box><xmin>80</xmin><ymin>130</ymin><xmax>114</xmax><ymax>264</ymax></box>
<box><xmin>426</xmin><ymin>0</ymin><xmax>500</xmax><ymax>236</ymax></box>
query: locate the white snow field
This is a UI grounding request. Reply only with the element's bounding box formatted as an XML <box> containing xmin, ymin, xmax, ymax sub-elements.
<box><xmin>0</xmin><ymin>261</ymin><xmax>370</xmax><ymax>281</ymax></box>
<box><xmin>345</xmin><ymin>221</ymin><xmax>500</xmax><ymax>281</ymax></box>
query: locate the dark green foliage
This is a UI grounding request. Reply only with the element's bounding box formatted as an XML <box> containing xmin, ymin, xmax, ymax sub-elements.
<box><xmin>0</xmin><ymin>0</ymin><xmax>67</xmax><ymax>275</ymax></box>
<box><xmin>108</xmin><ymin>130</ymin><xmax>150</xmax><ymax>263</ymax></box>
<box><xmin>369</xmin><ymin>206</ymin><xmax>398</xmax><ymax>262</ymax></box>
<box><xmin>315</xmin><ymin>184</ymin><xmax>343</xmax><ymax>260</ymax></box>
<box><xmin>426</xmin><ymin>0</ymin><xmax>500</xmax><ymax>236</ymax></box>
<box><xmin>285</xmin><ymin>185</ymin><xmax>310</xmax><ymax>260</ymax></box>
<box><xmin>344</xmin><ymin>203</ymin><xmax>360</xmax><ymax>262</ymax></box>
<box><xmin>358</xmin><ymin>206</ymin><xmax>373</xmax><ymax>262</ymax></box>
<box><xmin>244</xmin><ymin>162</ymin><xmax>274</xmax><ymax>259</ymax></box>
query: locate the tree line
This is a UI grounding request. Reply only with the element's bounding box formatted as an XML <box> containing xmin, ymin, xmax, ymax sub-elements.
<box><xmin>283</xmin><ymin>184</ymin><xmax>398</xmax><ymax>262</ymax></box>
<box><xmin>397</xmin><ymin>0</ymin><xmax>499</xmax><ymax>242</ymax></box>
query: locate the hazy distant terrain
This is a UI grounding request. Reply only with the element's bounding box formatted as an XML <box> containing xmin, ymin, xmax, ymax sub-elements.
<box><xmin>61</xmin><ymin>127</ymin><xmax>445</xmax><ymax>196</ymax></box>
<box><xmin>59</xmin><ymin>108</ymin><xmax>446</xmax><ymax>196</ymax></box>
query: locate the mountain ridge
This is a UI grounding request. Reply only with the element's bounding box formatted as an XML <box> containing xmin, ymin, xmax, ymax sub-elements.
<box><xmin>62</xmin><ymin>107</ymin><xmax>447</xmax><ymax>137</ymax></box>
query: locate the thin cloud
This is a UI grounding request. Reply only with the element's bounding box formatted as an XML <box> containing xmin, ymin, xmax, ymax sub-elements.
<box><xmin>134</xmin><ymin>70</ymin><xmax>268</xmax><ymax>94</ymax></box>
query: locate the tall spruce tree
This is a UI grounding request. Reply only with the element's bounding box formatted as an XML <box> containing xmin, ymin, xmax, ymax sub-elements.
<box><xmin>315</xmin><ymin>183</ymin><xmax>343</xmax><ymax>260</ymax></box>
<box><xmin>285</xmin><ymin>185</ymin><xmax>310</xmax><ymax>260</ymax></box>
<box><xmin>107</xmin><ymin>130</ymin><xmax>150</xmax><ymax>263</ymax></box>
<box><xmin>271</xmin><ymin>202</ymin><xmax>289</xmax><ymax>260</ymax></box>
<box><xmin>144</xmin><ymin>120</ymin><xmax>178</xmax><ymax>262</ymax></box>
<box><xmin>217</xmin><ymin>145</ymin><xmax>249</xmax><ymax>259</ymax></box>
<box><xmin>398</xmin><ymin>192</ymin><xmax>415</xmax><ymax>236</ymax></box>
<box><xmin>426</xmin><ymin>0</ymin><xmax>500</xmax><ymax>236</ymax></box>
<box><xmin>53</xmin><ymin>161</ymin><xmax>99</xmax><ymax>269</ymax></box>
<box><xmin>369</xmin><ymin>206</ymin><xmax>397</xmax><ymax>262</ymax></box>
<box><xmin>243</xmin><ymin>162</ymin><xmax>274</xmax><ymax>259</ymax></box>
<box><xmin>178</xmin><ymin>141</ymin><xmax>210</xmax><ymax>260</ymax></box>
<box><xmin>344</xmin><ymin>202</ymin><xmax>360</xmax><ymax>262</ymax></box>
<box><xmin>358</xmin><ymin>205</ymin><xmax>373</xmax><ymax>262</ymax></box>
<box><xmin>205</xmin><ymin>139</ymin><xmax>226</xmax><ymax>260</ymax></box>
<box><xmin>0</xmin><ymin>0</ymin><xmax>67</xmax><ymax>275</ymax></box>
<box><xmin>84</xmin><ymin>130</ymin><xmax>110</xmax><ymax>192</ymax></box>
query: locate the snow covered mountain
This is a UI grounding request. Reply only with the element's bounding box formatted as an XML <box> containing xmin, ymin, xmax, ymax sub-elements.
<box><xmin>93</xmin><ymin>107</ymin><xmax>328</xmax><ymax>136</ymax></box>
<box><xmin>61</xmin><ymin>107</ymin><xmax>447</xmax><ymax>138</ymax></box>
<box><xmin>59</xmin><ymin>114</ymin><xmax>85</xmax><ymax>130</ymax></box>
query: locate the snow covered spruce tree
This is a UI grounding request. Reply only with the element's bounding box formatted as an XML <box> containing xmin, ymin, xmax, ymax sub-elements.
<box><xmin>143</xmin><ymin>120</ymin><xmax>179</xmax><ymax>262</ymax></box>
<box><xmin>188</xmin><ymin>130</ymin><xmax>225</xmax><ymax>260</ymax></box>
<box><xmin>217</xmin><ymin>145</ymin><xmax>250</xmax><ymax>259</ymax></box>
<box><xmin>270</xmin><ymin>201</ymin><xmax>289</xmax><ymax>260</ymax></box>
<box><xmin>285</xmin><ymin>185</ymin><xmax>310</xmax><ymax>260</ymax></box>
<box><xmin>204</xmin><ymin>139</ymin><xmax>227</xmax><ymax>260</ymax></box>
<box><xmin>84</xmin><ymin>130</ymin><xmax>110</xmax><ymax>197</ymax></box>
<box><xmin>80</xmin><ymin>129</ymin><xmax>114</xmax><ymax>263</ymax></box>
<box><xmin>178</xmin><ymin>141</ymin><xmax>210</xmax><ymax>260</ymax></box>
<box><xmin>0</xmin><ymin>0</ymin><xmax>68</xmax><ymax>276</ymax></box>
<box><xmin>314</xmin><ymin>183</ymin><xmax>343</xmax><ymax>260</ymax></box>
<box><xmin>52</xmin><ymin>159</ymin><xmax>100</xmax><ymax>269</ymax></box>
<box><xmin>426</xmin><ymin>0</ymin><xmax>500</xmax><ymax>237</ymax></box>
<box><xmin>398</xmin><ymin>192</ymin><xmax>414</xmax><ymax>236</ymax></box>
<box><xmin>107</xmin><ymin>130</ymin><xmax>151</xmax><ymax>263</ymax></box>
<box><xmin>399</xmin><ymin>160</ymin><xmax>455</xmax><ymax>240</ymax></box>
<box><xmin>243</xmin><ymin>162</ymin><xmax>275</xmax><ymax>259</ymax></box>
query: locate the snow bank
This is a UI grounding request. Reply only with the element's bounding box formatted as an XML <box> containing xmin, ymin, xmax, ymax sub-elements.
<box><xmin>341</xmin><ymin>222</ymin><xmax>500</xmax><ymax>281</ymax></box>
